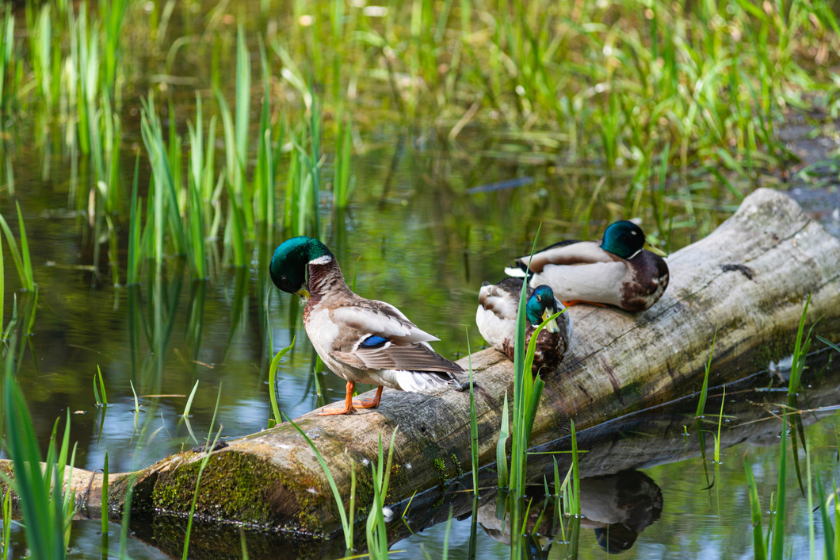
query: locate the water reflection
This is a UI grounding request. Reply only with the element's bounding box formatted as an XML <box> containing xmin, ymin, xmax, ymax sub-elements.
<box><xmin>113</xmin><ymin>350</ymin><xmax>840</xmax><ymax>559</ymax></box>
<box><xmin>477</xmin><ymin>470</ymin><xmax>662</xmax><ymax>556</ymax></box>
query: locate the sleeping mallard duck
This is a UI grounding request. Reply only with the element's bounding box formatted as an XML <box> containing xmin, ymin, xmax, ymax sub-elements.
<box><xmin>476</xmin><ymin>278</ymin><xmax>572</xmax><ymax>375</ymax></box>
<box><xmin>270</xmin><ymin>236</ymin><xmax>464</xmax><ymax>415</ymax></box>
<box><xmin>505</xmin><ymin>221</ymin><xmax>669</xmax><ymax>312</ymax></box>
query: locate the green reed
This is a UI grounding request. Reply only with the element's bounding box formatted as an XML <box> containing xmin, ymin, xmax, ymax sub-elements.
<box><xmin>101</xmin><ymin>451</ymin><xmax>109</xmax><ymax>537</ymax></box>
<box><xmin>182</xmin><ymin>380</ymin><xmax>199</xmax><ymax>418</ymax></box>
<box><xmin>366</xmin><ymin>430</ymin><xmax>399</xmax><ymax>560</ymax></box>
<box><xmin>182</xmin><ymin>424</ymin><xmax>224</xmax><ymax>560</ymax></box>
<box><xmin>744</xmin><ymin>412</ymin><xmax>790</xmax><ymax>560</ymax></box>
<box><xmin>93</xmin><ymin>365</ymin><xmax>107</xmax><ymax>406</ymax></box>
<box><xmin>180</xmin><ymin>382</ymin><xmax>224</xmax><ymax>558</ymax></box>
<box><xmin>141</xmin><ymin>96</ymin><xmax>188</xmax><ymax>265</ymax></box>
<box><xmin>0</xmin><ymin>9</ymin><xmax>13</xmax><ymax>112</ymax></box>
<box><xmin>267</xmin><ymin>337</ymin><xmax>295</xmax><ymax>428</ymax></box>
<box><xmin>0</xmin><ymin>349</ymin><xmax>74</xmax><ymax>560</ymax></box>
<box><xmin>126</xmin><ymin>153</ymin><xmax>143</xmax><ymax>285</ymax></box>
<box><xmin>287</xmin><ymin>415</ymin><xmax>357</xmax><ymax>553</ymax></box>
<box><xmin>1</xmin><ymin>486</ymin><xmax>10</xmax><ymax>560</ymax></box>
<box><xmin>771</xmin><ymin>412</ymin><xmax>789</xmax><ymax>560</ymax></box>
<box><xmin>745</xmin><ymin>454</ymin><xmax>767</xmax><ymax>559</ymax></box>
<box><xmin>466</xmin><ymin>335</ymin><xmax>479</xmax><ymax>496</ymax></box>
<box><xmin>0</xmin><ymin>202</ymin><xmax>35</xmax><ymax>292</ymax></box>
<box><xmin>788</xmin><ymin>294</ymin><xmax>813</xmax><ymax>397</ymax></box>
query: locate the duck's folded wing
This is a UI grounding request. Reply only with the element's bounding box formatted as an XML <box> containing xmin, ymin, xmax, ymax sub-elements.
<box><xmin>478</xmin><ymin>280</ymin><xmax>522</xmax><ymax>321</ymax></box>
<box><xmin>515</xmin><ymin>240</ymin><xmax>613</xmax><ymax>273</ymax></box>
<box><xmin>331</xmin><ymin>302</ymin><xmax>439</xmax><ymax>344</ymax></box>
<box><xmin>335</xmin><ymin>342</ymin><xmax>463</xmax><ymax>374</ymax></box>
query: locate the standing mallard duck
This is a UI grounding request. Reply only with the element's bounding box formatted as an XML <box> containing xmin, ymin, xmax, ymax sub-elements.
<box><xmin>270</xmin><ymin>236</ymin><xmax>464</xmax><ymax>415</ymax></box>
<box><xmin>476</xmin><ymin>278</ymin><xmax>572</xmax><ymax>375</ymax></box>
<box><xmin>505</xmin><ymin>221</ymin><xmax>669</xmax><ymax>312</ymax></box>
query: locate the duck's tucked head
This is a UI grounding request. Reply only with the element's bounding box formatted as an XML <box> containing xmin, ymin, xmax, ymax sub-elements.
<box><xmin>601</xmin><ymin>220</ymin><xmax>646</xmax><ymax>259</ymax></box>
<box><xmin>526</xmin><ymin>285</ymin><xmax>560</xmax><ymax>333</ymax></box>
<box><xmin>270</xmin><ymin>236</ymin><xmax>332</xmax><ymax>298</ymax></box>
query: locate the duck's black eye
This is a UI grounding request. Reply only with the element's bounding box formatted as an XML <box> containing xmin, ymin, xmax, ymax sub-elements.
<box><xmin>536</xmin><ymin>295</ymin><xmax>541</xmax><ymax>302</ymax></box>
<box><xmin>281</xmin><ymin>275</ymin><xmax>287</xmax><ymax>281</ymax></box>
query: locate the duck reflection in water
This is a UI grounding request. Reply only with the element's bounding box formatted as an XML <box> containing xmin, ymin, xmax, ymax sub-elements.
<box><xmin>478</xmin><ymin>469</ymin><xmax>662</xmax><ymax>556</ymax></box>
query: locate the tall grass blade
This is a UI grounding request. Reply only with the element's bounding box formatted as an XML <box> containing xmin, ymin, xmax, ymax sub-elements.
<box><xmin>496</xmin><ymin>392</ymin><xmax>509</xmax><ymax>488</ymax></box>
<box><xmin>771</xmin><ymin>413</ymin><xmax>788</xmax><ymax>560</ymax></box>
<box><xmin>102</xmin><ymin>452</ymin><xmax>109</xmax><ymax>535</ymax></box>
<box><xmin>745</xmin><ymin>454</ymin><xmax>766</xmax><ymax>560</ymax></box>
<box><xmin>789</xmin><ymin>294</ymin><xmax>812</xmax><ymax>396</ymax></box>
<box><xmin>696</xmin><ymin>330</ymin><xmax>717</xmax><ymax>418</ymax></box>
<box><xmin>286</xmin><ymin>415</ymin><xmax>353</xmax><ymax>551</ymax></box>
<box><xmin>467</xmin><ymin>333</ymin><xmax>479</xmax><ymax>496</ymax></box>
<box><xmin>182</xmin><ymin>380</ymin><xmax>199</xmax><ymax>417</ymax></box>
<box><xmin>182</xmin><ymin>425</ymin><xmax>223</xmax><ymax>560</ymax></box>
<box><xmin>268</xmin><ymin>337</ymin><xmax>296</xmax><ymax>426</ymax></box>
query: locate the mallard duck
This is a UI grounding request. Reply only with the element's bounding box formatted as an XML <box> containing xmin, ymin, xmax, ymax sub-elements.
<box><xmin>505</xmin><ymin>221</ymin><xmax>669</xmax><ymax>312</ymax></box>
<box><xmin>270</xmin><ymin>236</ymin><xmax>464</xmax><ymax>415</ymax></box>
<box><xmin>476</xmin><ymin>278</ymin><xmax>572</xmax><ymax>375</ymax></box>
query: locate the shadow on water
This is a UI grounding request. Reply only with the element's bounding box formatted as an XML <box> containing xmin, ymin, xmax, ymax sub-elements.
<box><xmin>115</xmin><ymin>348</ymin><xmax>840</xmax><ymax>559</ymax></box>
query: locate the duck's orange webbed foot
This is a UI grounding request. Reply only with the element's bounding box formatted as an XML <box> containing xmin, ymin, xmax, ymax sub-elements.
<box><xmin>352</xmin><ymin>386</ymin><xmax>384</xmax><ymax>409</ymax></box>
<box><xmin>318</xmin><ymin>380</ymin><xmax>358</xmax><ymax>415</ymax></box>
<box><xmin>317</xmin><ymin>404</ymin><xmax>356</xmax><ymax>415</ymax></box>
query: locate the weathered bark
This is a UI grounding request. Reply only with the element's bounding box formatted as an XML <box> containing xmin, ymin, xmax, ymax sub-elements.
<box><xmin>2</xmin><ymin>188</ymin><xmax>840</xmax><ymax>549</ymax></box>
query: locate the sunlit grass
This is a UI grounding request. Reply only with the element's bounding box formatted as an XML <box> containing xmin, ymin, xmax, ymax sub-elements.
<box><xmin>0</xmin><ymin>202</ymin><xmax>35</xmax><ymax>292</ymax></box>
<box><xmin>287</xmin><ymin>415</ymin><xmax>357</xmax><ymax>553</ymax></box>
<box><xmin>0</xmin><ymin>348</ymin><xmax>74</xmax><ymax>559</ymax></box>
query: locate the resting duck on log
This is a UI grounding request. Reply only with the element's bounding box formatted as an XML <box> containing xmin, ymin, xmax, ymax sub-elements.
<box><xmin>476</xmin><ymin>277</ymin><xmax>573</xmax><ymax>374</ymax></box>
<box><xmin>505</xmin><ymin>220</ymin><xmax>669</xmax><ymax>311</ymax></box>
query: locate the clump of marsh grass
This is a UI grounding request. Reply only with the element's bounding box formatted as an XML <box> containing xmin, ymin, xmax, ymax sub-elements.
<box><xmin>0</xmin><ymin>202</ymin><xmax>35</xmax><ymax>292</ymax></box>
<box><xmin>0</xmin><ymin>348</ymin><xmax>76</xmax><ymax>559</ymax></box>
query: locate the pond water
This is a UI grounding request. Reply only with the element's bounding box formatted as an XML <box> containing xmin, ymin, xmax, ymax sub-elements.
<box><xmin>1</xmin><ymin>1</ymin><xmax>840</xmax><ymax>558</ymax></box>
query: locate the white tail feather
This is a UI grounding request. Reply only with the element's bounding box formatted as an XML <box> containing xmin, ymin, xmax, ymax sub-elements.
<box><xmin>504</xmin><ymin>266</ymin><xmax>527</xmax><ymax>277</ymax></box>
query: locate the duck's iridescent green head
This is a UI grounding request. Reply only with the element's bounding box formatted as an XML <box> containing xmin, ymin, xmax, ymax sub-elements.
<box><xmin>601</xmin><ymin>220</ymin><xmax>646</xmax><ymax>259</ymax></box>
<box><xmin>270</xmin><ymin>236</ymin><xmax>332</xmax><ymax>298</ymax></box>
<box><xmin>526</xmin><ymin>285</ymin><xmax>560</xmax><ymax>333</ymax></box>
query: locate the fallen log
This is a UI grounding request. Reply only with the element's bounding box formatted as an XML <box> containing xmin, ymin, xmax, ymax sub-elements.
<box><xmin>2</xmin><ymin>188</ymin><xmax>840</xmax><ymax>549</ymax></box>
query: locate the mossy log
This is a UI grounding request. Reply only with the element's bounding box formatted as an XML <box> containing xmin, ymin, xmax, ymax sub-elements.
<box><xmin>2</xmin><ymin>188</ymin><xmax>840</xmax><ymax>549</ymax></box>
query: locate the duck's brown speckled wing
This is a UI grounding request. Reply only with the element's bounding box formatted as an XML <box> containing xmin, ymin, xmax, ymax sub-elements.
<box><xmin>335</xmin><ymin>343</ymin><xmax>463</xmax><ymax>374</ymax></box>
<box><xmin>328</xmin><ymin>299</ymin><xmax>463</xmax><ymax>374</ymax></box>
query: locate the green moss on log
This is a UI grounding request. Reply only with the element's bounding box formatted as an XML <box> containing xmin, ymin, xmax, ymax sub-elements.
<box><xmin>150</xmin><ymin>450</ymin><xmax>334</xmax><ymax>533</ymax></box>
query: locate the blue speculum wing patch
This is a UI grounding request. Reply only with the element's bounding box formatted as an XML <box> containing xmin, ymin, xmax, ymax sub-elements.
<box><xmin>361</xmin><ymin>335</ymin><xmax>388</xmax><ymax>348</ymax></box>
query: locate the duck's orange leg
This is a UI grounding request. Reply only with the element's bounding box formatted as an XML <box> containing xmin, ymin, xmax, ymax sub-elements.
<box><xmin>562</xmin><ymin>300</ymin><xmax>607</xmax><ymax>308</ymax></box>
<box><xmin>353</xmin><ymin>386</ymin><xmax>383</xmax><ymax>409</ymax></box>
<box><xmin>318</xmin><ymin>381</ymin><xmax>357</xmax><ymax>415</ymax></box>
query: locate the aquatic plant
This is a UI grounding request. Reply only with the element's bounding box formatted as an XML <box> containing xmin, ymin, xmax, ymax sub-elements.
<box><xmin>0</xmin><ymin>350</ymin><xmax>75</xmax><ymax>560</ymax></box>
<box><xmin>183</xmin><ymin>380</ymin><xmax>199</xmax><ymax>418</ymax></box>
<box><xmin>268</xmin><ymin>338</ymin><xmax>296</xmax><ymax>428</ymax></box>
<box><xmin>788</xmin><ymin>294</ymin><xmax>813</xmax><ymax>397</ymax></box>
<box><xmin>467</xmin><ymin>335</ymin><xmax>479</xmax><ymax>496</ymax></box>
<box><xmin>93</xmin><ymin>365</ymin><xmax>108</xmax><ymax>406</ymax></box>
<box><xmin>365</xmin><ymin>430</ymin><xmax>399</xmax><ymax>560</ymax></box>
<box><xmin>287</xmin><ymin>415</ymin><xmax>357</xmax><ymax>553</ymax></box>
<box><xmin>0</xmin><ymin>202</ymin><xmax>35</xmax><ymax>292</ymax></box>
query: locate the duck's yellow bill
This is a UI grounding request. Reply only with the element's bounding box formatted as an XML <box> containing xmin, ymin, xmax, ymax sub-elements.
<box><xmin>542</xmin><ymin>309</ymin><xmax>561</xmax><ymax>333</ymax></box>
<box><xmin>645</xmin><ymin>241</ymin><xmax>668</xmax><ymax>257</ymax></box>
<box><xmin>295</xmin><ymin>287</ymin><xmax>311</xmax><ymax>301</ymax></box>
